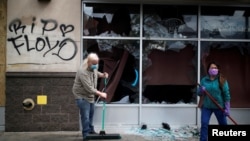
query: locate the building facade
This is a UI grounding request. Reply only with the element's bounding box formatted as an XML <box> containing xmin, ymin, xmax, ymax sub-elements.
<box><xmin>0</xmin><ymin>0</ymin><xmax>250</xmax><ymax>132</ymax></box>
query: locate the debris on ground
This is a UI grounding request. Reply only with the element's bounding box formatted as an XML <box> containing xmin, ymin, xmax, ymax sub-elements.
<box><xmin>162</xmin><ymin>122</ymin><xmax>171</xmax><ymax>130</ymax></box>
<box><xmin>126</xmin><ymin>125</ymin><xmax>200</xmax><ymax>141</ymax></box>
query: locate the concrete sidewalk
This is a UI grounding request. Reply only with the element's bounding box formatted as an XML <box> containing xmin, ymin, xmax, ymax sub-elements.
<box><xmin>0</xmin><ymin>125</ymin><xmax>200</xmax><ymax>141</ymax></box>
<box><xmin>0</xmin><ymin>131</ymin><xmax>143</xmax><ymax>141</ymax></box>
<box><xmin>0</xmin><ymin>131</ymin><xmax>199</xmax><ymax>141</ymax></box>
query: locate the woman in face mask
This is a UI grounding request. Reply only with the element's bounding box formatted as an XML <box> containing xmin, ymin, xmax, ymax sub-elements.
<box><xmin>198</xmin><ymin>61</ymin><xmax>231</xmax><ymax>141</ymax></box>
<box><xmin>72</xmin><ymin>52</ymin><xmax>109</xmax><ymax>141</ymax></box>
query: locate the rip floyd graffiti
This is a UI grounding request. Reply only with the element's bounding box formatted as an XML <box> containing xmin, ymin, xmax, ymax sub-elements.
<box><xmin>7</xmin><ymin>17</ymin><xmax>78</xmax><ymax>72</ymax></box>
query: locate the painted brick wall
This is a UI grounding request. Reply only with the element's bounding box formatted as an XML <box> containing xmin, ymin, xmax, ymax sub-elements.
<box><xmin>5</xmin><ymin>72</ymin><xmax>79</xmax><ymax>131</ymax></box>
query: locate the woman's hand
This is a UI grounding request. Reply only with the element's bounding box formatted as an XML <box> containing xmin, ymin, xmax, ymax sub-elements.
<box><xmin>224</xmin><ymin>102</ymin><xmax>230</xmax><ymax>116</ymax></box>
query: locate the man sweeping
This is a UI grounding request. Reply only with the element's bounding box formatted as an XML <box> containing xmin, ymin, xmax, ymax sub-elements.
<box><xmin>72</xmin><ymin>52</ymin><xmax>109</xmax><ymax>141</ymax></box>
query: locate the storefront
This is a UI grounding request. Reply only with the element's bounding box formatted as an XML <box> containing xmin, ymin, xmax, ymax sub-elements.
<box><xmin>1</xmin><ymin>0</ymin><xmax>250</xmax><ymax>132</ymax></box>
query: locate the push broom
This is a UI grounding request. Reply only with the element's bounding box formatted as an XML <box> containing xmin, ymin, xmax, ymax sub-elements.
<box><xmin>197</xmin><ymin>83</ymin><xmax>237</xmax><ymax>125</ymax></box>
<box><xmin>86</xmin><ymin>78</ymin><xmax>121</xmax><ymax>140</ymax></box>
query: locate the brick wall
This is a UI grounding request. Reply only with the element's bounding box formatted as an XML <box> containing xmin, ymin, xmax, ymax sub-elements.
<box><xmin>5</xmin><ymin>72</ymin><xmax>79</xmax><ymax>132</ymax></box>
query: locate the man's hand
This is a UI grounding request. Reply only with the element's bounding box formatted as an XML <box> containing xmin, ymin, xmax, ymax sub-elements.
<box><xmin>100</xmin><ymin>92</ymin><xmax>107</xmax><ymax>99</ymax></box>
<box><xmin>103</xmin><ymin>72</ymin><xmax>109</xmax><ymax>78</ymax></box>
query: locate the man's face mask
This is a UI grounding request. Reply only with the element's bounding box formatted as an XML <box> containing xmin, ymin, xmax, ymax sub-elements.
<box><xmin>90</xmin><ymin>64</ymin><xmax>98</xmax><ymax>70</ymax></box>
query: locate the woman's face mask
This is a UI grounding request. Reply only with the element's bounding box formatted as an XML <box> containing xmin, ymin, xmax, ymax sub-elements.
<box><xmin>208</xmin><ymin>68</ymin><xmax>218</xmax><ymax>76</ymax></box>
<box><xmin>90</xmin><ymin>64</ymin><xmax>98</xmax><ymax>70</ymax></box>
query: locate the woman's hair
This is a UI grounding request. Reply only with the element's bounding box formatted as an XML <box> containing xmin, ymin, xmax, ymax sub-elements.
<box><xmin>82</xmin><ymin>52</ymin><xmax>99</xmax><ymax>70</ymax></box>
<box><xmin>206</xmin><ymin>61</ymin><xmax>226</xmax><ymax>89</ymax></box>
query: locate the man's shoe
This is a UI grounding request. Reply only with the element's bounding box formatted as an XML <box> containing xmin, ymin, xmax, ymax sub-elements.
<box><xmin>89</xmin><ymin>131</ymin><xmax>98</xmax><ymax>134</ymax></box>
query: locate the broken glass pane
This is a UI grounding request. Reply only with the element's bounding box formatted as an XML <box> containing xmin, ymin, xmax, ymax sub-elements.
<box><xmin>143</xmin><ymin>5</ymin><xmax>198</xmax><ymax>38</ymax></box>
<box><xmin>83</xmin><ymin>3</ymin><xmax>140</xmax><ymax>37</ymax></box>
<box><xmin>201</xmin><ymin>6</ymin><xmax>250</xmax><ymax>39</ymax></box>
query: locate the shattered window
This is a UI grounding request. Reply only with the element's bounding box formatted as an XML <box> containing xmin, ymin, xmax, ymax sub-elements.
<box><xmin>83</xmin><ymin>39</ymin><xmax>140</xmax><ymax>104</ymax></box>
<box><xmin>82</xmin><ymin>3</ymin><xmax>250</xmax><ymax>107</ymax></box>
<box><xmin>82</xmin><ymin>4</ymin><xmax>199</xmax><ymax>104</ymax></box>
<box><xmin>142</xmin><ymin>41</ymin><xmax>198</xmax><ymax>104</ymax></box>
<box><xmin>82</xmin><ymin>3</ymin><xmax>140</xmax><ymax>104</ymax></box>
<box><xmin>201</xmin><ymin>42</ymin><xmax>250</xmax><ymax>108</ymax></box>
<box><xmin>141</xmin><ymin>5</ymin><xmax>198</xmax><ymax>104</ymax></box>
<box><xmin>200</xmin><ymin>6</ymin><xmax>250</xmax><ymax>108</ymax></box>
<box><xmin>143</xmin><ymin>5</ymin><xmax>198</xmax><ymax>38</ymax></box>
<box><xmin>201</xmin><ymin>6</ymin><xmax>250</xmax><ymax>39</ymax></box>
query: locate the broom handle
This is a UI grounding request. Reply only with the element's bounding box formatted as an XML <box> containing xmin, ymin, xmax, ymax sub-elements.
<box><xmin>101</xmin><ymin>78</ymin><xmax>107</xmax><ymax>130</ymax></box>
<box><xmin>102</xmin><ymin>100</ymin><xmax>106</xmax><ymax>130</ymax></box>
<box><xmin>197</xmin><ymin>83</ymin><xmax>238</xmax><ymax>125</ymax></box>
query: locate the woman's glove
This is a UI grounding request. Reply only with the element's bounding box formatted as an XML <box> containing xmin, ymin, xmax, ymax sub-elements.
<box><xmin>201</xmin><ymin>86</ymin><xmax>206</xmax><ymax>92</ymax></box>
<box><xmin>224</xmin><ymin>101</ymin><xmax>230</xmax><ymax>116</ymax></box>
<box><xmin>198</xmin><ymin>86</ymin><xmax>206</xmax><ymax>95</ymax></box>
